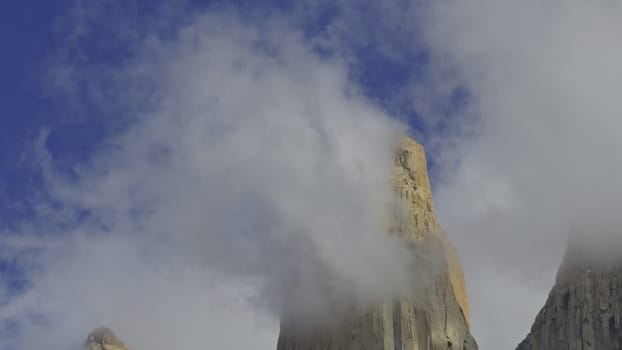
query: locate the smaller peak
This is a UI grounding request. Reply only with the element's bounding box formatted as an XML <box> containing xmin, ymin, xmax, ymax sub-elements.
<box><xmin>85</xmin><ymin>327</ymin><xmax>128</xmax><ymax>350</ymax></box>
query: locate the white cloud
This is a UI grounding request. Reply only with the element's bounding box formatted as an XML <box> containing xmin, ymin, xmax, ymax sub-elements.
<box><xmin>1</xmin><ymin>11</ymin><xmax>409</xmax><ymax>350</ymax></box>
<box><xmin>416</xmin><ymin>0</ymin><xmax>622</xmax><ymax>348</ymax></box>
<box><xmin>9</xmin><ymin>1</ymin><xmax>622</xmax><ymax>349</ymax></box>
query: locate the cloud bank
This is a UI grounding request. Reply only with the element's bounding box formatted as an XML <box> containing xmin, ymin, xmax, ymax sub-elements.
<box><xmin>414</xmin><ymin>0</ymin><xmax>622</xmax><ymax>347</ymax></box>
<box><xmin>1</xmin><ymin>11</ymin><xmax>410</xmax><ymax>350</ymax></box>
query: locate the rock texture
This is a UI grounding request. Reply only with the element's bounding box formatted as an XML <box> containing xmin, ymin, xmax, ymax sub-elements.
<box><xmin>277</xmin><ymin>137</ymin><xmax>477</xmax><ymax>350</ymax></box>
<box><xmin>84</xmin><ymin>327</ymin><xmax>130</xmax><ymax>350</ymax></box>
<box><xmin>517</xmin><ymin>239</ymin><xmax>622</xmax><ymax>350</ymax></box>
<box><xmin>392</xmin><ymin>138</ymin><xmax>471</xmax><ymax>327</ymax></box>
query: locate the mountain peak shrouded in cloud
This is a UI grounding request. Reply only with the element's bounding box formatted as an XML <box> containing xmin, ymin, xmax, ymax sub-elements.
<box><xmin>277</xmin><ymin>137</ymin><xmax>477</xmax><ymax>349</ymax></box>
<box><xmin>515</xmin><ymin>214</ymin><xmax>622</xmax><ymax>349</ymax></box>
<box><xmin>516</xmin><ymin>234</ymin><xmax>622</xmax><ymax>349</ymax></box>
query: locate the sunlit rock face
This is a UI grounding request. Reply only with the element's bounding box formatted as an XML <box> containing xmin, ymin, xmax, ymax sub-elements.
<box><xmin>392</xmin><ymin>138</ymin><xmax>471</xmax><ymax>328</ymax></box>
<box><xmin>84</xmin><ymin>327</ymin><xmax>130</xmax><ymax>350</ymax></box>
<box><xmin>276</xmin><ymin>137</ymin><xmax>477</xmax><ymax>350</ymax></box>
<box><xmin>517</xmin><ymin>237</ymin><xmax>622</xmax><ymax>350</ymax></box>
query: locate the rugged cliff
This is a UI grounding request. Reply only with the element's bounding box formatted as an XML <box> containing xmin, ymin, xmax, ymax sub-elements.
<box><xmin>84</xmin><ymin>327</ymin><xmax>130</xmax><ymax>350</ymax></box>
<box><xmin>517</xmin><ymin>238</ymin><xmax>622</xmax><ymax>350</ymax></box>
<box><xmin>276</xmin><ymin>137</ymin><xmax>477</xmax><ymax>350</ymax></box>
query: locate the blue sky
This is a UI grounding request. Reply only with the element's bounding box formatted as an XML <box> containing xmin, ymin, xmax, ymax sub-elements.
<box><xmin>1</xmin><ymin>2</ymin><xmax>61</xmax><ymax>225</ymax></box>
<box><xmin>4</xmin><ymin>1</ymin><xmax>622</xmax><ymax>350</ymax></box>
<box><xmin>0</xmin><ymin>1</ymin><xmax>456</xmax><ymax>239</ymax></box>
<box><xmin>0</xmin><ymin>0</ymin><xmax>439</xmax><ymax>229</ymax></box>
<box><xmin>2</xmin><ymin>2</ymin><xmax>452</xmax><ymax>348</ymax></box>
<box><xmin>1</xmin><ymin>1</ymin><xmax>73</xmax><ymax>304</ymax></box>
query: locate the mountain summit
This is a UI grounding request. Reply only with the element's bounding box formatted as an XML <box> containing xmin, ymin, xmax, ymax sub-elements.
<box><xmin>517</xmin><ymin>236</ymin><xmax>622</xmax><ymax>350</ymax></box>
<box><xmin>276</xmin><ymin>137</ymin><xmax>477</xmax><ymax>350</ymax></box>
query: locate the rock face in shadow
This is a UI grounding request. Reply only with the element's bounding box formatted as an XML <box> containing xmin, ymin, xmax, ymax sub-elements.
<box><xmin>276</xmin><ymin>137</ymin><xmax>477</xmax><ymax>350</ymax></box>
<box><xmin>517</xmin><ymin>239</ymin><xmax>622</xmax><ymax>350</ymax></box>
<box><xmin>84</xmin><ymin>327</ymin><xmax>129</xmax><ymax>350</ymax></box>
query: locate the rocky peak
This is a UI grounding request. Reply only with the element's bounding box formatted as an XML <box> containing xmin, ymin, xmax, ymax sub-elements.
<box><xmin>84</xmin><ymin>327</ymin><xmax>129</xmax><ymax>350</ymax></box>
<box><xmin>276</xmin><ymin>137</ymin><xmax>477</xmax><ymax>350</ymax></box>
<box><xmin>392</xmin><ymin>138</ymin><xmax>471</xmax><ymax>326</ymax></box>
<box><xmin>392</xmin><ymin>137</ymin><xmax>439</xmax><ymax>236</ymax></box>
<box><xmin>517</xmin><ymin>236</ymin><xmax>622</xmax><ymax>350</ymax></box>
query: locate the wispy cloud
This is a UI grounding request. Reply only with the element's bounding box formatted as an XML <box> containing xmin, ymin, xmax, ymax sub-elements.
<box><xmin>413</xmin><ymin>1</ymin><xmax>622</xmax><ymax>347</ymax></box>
<box><xmin>6</xmin><ymin>1</ymin><xmax>622</xmax><ymax>349</ymax></box>
<box><xmin>1</xmin><ymin>8</ymin><xmax>411</xmax><ymax>350</ymax></box>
